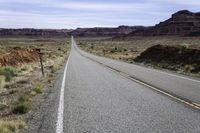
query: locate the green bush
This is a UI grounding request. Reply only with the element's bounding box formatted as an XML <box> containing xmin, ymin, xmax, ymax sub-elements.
<box><xmin>12</xmin><ymin>96</ymin><xmax>31</xmax><ymax>114</ymax></box>
<box><xmin>0</xmin><ymin>67</ymin><xmax>17</xmax><ymax>82</ymax></box>
<box><xmin>90</xmin><ymin>46</ymin><xmax>94</xmax><ymax>49</ymax></box>
<box><xmin>18</xmin><ymin>96</ymin><xmax>29</xmax><ymax>103</ymax></box>
<box><xmin>110</xmin><ymin>49</ymin><xmax>116</xmax><ymax>53</ymax></box>
<box><xmin>123</xmin><ymin>48</ymin><xmax>127</xmax><ymax>52</ymax></box>
<box><xmin>33</xmin><ymin>83</ymin><xmax>44</xmax><ymax>94</ymax></box>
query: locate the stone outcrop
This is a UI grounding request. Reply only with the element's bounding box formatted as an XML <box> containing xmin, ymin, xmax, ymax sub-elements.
<box><xmin>127</xmin><ymin>10</ymin><xmax>200</xmax><ymax>36</ymax></box>
<box><xmin>134</xmin><ymin>44</ymin><xmax>200</xmax><ymax>73</ymax></box>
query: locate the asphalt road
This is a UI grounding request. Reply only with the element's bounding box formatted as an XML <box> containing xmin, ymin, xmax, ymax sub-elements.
<box><xmin>77</xmin><ymin>41</ymin><xmax>200</xmax><ymax>106</ymax></box>
<box><xmin>54</xmin><ymin>38</ymin><xmax>200</xmax><ymax>133</ymax></box>
<box><xmin>31</xmin><ymin>38</ymin><xmax>200</xmax><ymax>133</ymax></box>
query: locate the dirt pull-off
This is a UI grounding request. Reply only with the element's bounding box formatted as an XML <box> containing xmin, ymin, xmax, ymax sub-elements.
<box><xmin>135</xmin><ymin>45</ymin><xmax>200</xmax><ymax>74</ymax></box>
<box><xmin>0</xmin><ymin>49</ymin><xmax>39</xmax><ymax>66</ymax></box>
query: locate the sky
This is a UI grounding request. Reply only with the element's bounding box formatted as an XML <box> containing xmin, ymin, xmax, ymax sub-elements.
<box><xmin>0</xmin><ymin>0</ymin><xmax>199</xmax><ymax>29</ymax></box>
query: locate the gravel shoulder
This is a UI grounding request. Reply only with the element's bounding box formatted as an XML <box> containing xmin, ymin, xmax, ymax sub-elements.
<box><xmin>23</xmin><ymin>65</ymin><xmax>65</xmax><ymax>133</ymax></box>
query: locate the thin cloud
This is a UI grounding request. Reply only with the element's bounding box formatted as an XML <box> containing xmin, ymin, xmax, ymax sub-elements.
<box><xmin>0</xmin><ymin>10</ymin><xmax>148</xmax><ymax>28</ymax></box>
<box><xmin>147</xmin><ymin>0</ymin><xmax>200</xmax><ymax>6</ymax></box>
<box><xmin>0</xmin><ymin>0</ymin><xmax>159</xmax><ymax>12</ymax></box>
<box><xmin>42</xmin><ymin>2</ymin><xmax>158</xmax><ymax>12</ymax></box>
<box><xmin>0</xmin><ymin>0</ymin><xmax>199</xmax><ymax>28</ymax></box>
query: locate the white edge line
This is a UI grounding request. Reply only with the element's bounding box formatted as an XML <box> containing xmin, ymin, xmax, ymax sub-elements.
<box><xmin>56</xmin><ymin>51</ymin><xmax>71</xmax><ymax>133</ymax></box>
<box><xmin>143</xmin><ymin>66</ymin><xmax>200</xmax><ymax>83</ymax></box>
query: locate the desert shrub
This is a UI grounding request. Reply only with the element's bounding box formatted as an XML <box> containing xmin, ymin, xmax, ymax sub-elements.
<box><xmin>184</xmin><ymin>65</ymin><xmax>192</xmax><ymax>71</ymax></box>
<box><xmin>181</xmin><ymin>43</ymin><xmax>190</xmax><ymax>49</ymax></box>
<box><xmin>47</xmin><ymin>74</ymin><xmax>54</xmax><ymax>83</ymax></box>
<box><xmin>102</xmin><ymin>49</ymin><xmax>106</xmax><ymax>55</ymax></box>
<box><xmin>32</xmin><ymin>83</ymin><xmax>44</xmax><ymax>94</ymax></box>
<box><xmin>13</xmin><ymin>46</ymin><xmax>21</xmax><ymax>50</ymax></box>
<box><xmin>90</xmin><ymin>46</ymin><xmax>94</xmax><ymax>49</ymax></box>
<box><xmin>0</xmin><ymin>120</ymin><xmax>26</xmax><ymax>133</ymax></box>
<box><xmin>12</xmin><ymin>96</ymin><xmax>31</xmax><ymax>114</ymax></box>
<box><xmin>110</xmin><ymin>47</ymin><xmax>119</xmax><ymax>53</ymax></box>
<box><xmin>50</xmin><ymin>64</ymin><xmax>59</xmax><ymax>73</ymax></box>
<box><xmin>130</xmin><ymin>48</ymin><xmax>134</xmax><ymax>52</ymax></box>
<box><xmin>18</xmin><ymin>96</ymin><xmax>29</xmax><ymax>103</ymax></box>
<box><xmin>110</xmin><ymin>48</ymin><xmax>116</xmax><ymax>53</ymax></box>
<box><xmin>0</xmin><ymin>67</ymin><xmax>17</xmax><ymax>82</ymax></box>
<box><xmin>58</xmin><ymin>47</ymin><xmax>61</xmax><ymax>51</ymax></box>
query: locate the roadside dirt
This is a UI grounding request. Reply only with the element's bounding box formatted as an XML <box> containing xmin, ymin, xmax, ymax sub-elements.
<box><xmin>0</xmin><ymin>37</ymin><xmax>70</xmax><ymax>132</ymax></box>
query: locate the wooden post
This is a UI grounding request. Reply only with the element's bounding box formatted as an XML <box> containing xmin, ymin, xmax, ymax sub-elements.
<box><xmin>35</xmin><ymin>49</ymin><xmax>44</xmax><ymax>77</ymax></box>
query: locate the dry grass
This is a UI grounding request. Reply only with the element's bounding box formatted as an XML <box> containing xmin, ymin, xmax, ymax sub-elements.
<box><xmin>18</xmin><ymin>64</ymin><xmax>33</xmax><ymax>74</ymax></box>
<box><xmin>32</xmin><ymin>82</ymin><xmax>44</xmax><ymax>94</ymax></box>
<box><xmin>77</xmin><ymin>37</ymin><xmax>200</xmax><ymax>60</ymax></box>
<box><xmin>0</xmin><ymin>120</ymin><xmax>27</xmax><ymax>133</ymax></box>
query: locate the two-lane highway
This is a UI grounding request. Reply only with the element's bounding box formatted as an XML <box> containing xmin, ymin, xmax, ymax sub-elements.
<box><xmin>53</xmin><ymin>38</ymin><xmax>200</xmax><ymax>133</ymax></box>
<box><xmin>77</xmin><ymin>40</ymin><xmax>200</xmax><ymax>107</ymax></box>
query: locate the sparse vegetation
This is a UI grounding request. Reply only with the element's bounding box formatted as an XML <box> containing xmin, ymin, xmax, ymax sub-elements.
<box><xmin>0</xmin><ymin>67</ymin><xmax>17</xmax><ymax>81</ymax></box>
<box><xmin>110</xmin><ymin>48</ymin><xmax>116</xmax><ymax>53</ymax></box>
<box><xmin>0</xmin><ymin>37</ymin><xmax>70</xmax><ymax>132</ymax></box>
<box><xmin>50</xmin><ymin>64</ymin><xmax>59</xmax><ymax>73</ymax></box>
<box><xmin>0</xmin><ymin>120</ymin><xmax>27</xmax><ymax>133</ymax></box>
<box><xmin>12</xmin><ymin>96</ymin><xmax>31</xmax><ymax>114</ymax></box>
<box><xmin>47</xmin><ymin>74</ymin><xmax>54</xmax><ymax>84</ymax></box>
<box><xmin>19</xmin><ymin>64</ymin><xmax>33</xmax><ymax>73</ymax></box>
<box><xmin>32</xmin><ymin>82</ymin><xmax>44</xmax><ymax>94</ymax></box>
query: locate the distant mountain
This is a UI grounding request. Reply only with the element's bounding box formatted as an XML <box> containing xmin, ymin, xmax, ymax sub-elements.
<box><xmin>1</xmin><ymin>10</ymin><xmax>199</xmax><ymax>38</ymax></box>
<box><xmin>125</xmin><ymin>10</ymin><xmax>200</xmax><ymax>37</ymax></box>
<box><xmin>68</xmin><ymin>26</ymin><xmax>144</xmax><ymax>37</ymax></box>
<box><xmin>0</xmin><ymin>28</ymin><xmax>71</xmax><ymax>37</ymax></box>
<box><xmin>0</xmin><ymin>26</ymin><xmax>143</xmax><ymax>37</ymax></box>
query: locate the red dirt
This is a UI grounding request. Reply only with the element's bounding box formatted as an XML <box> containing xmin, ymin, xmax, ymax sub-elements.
<box><xmin>0</xmin><ymin>49</ymin><xmax>39</xmax><ymax>66</ymax></box>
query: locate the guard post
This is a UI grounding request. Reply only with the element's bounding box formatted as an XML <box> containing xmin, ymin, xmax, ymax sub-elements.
<box><xmin>35</xmin><ymin>48</ymin><xmax>45</xmax><ymax>77</ymax></box>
